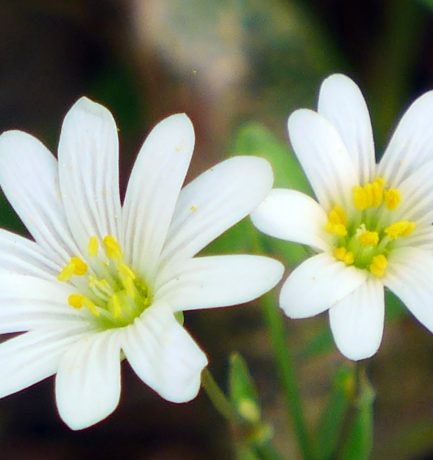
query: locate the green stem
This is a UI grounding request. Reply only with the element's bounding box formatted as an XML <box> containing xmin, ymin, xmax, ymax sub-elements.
<box><xmin>202</xmin><ymin>368</ymin><xmax>284</xmax><ymax>460</ymax></box>
<box><xmin>202</xmin><ymin>368</ymin><xmax>240</xmax><ymax>425</ymax></box>
<box><xmin>334</xmin><ymin>362</ymin><xmax>362</xmax><ymax>458</ymax></box>
<box><xmin>261</xmin><ymin>293</ymin><xmax>316</xmax><ymax>460</ymax></box>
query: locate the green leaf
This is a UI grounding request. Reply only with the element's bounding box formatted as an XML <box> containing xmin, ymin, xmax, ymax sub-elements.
<box><xmin>229</xmin><ymin>353</ymin><xmax>261</xmax><ymax>424</ymax></box>
<box><xmin>340</xmin><ymin>370</ymin><xmax>375</xmax><ymax>460</ymax></box>
<box><xmin>216</xmin><ymin>122</ymin><xmax>312</xmax><ymax>267</ymax></box>
<box><xmin>316</xmin><ymin>363</ymin><xmax>356</xmax><ymax>460</ymax></box>
<box><xmin>204</xmin><ymin>219</ymin><xmax>255</xmax><ymax>255</ymax></box>
<box><xmin>230</xmin><ymin>122</ymin><xmax>312</xmax><ymax>193</ymax></box>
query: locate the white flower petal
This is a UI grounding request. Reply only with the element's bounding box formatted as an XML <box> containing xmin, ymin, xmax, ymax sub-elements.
<box><xmin>378</xmin><ymin>90</ymin><xmax>433</xmax><ymax>186</ymax></box>
<box><xmin>58</xmin><ymin>97</ymin><xmax>122</xmax><ymax>252</ymax></box>
<box><xmin>329</xmin><ymin>278</ymin><xmax>384</xmax><ymax>361</ymax></box>
<box><xmin>0</xmin><ymin>273</ymin><xmax>87</xmax><ymax>333</ymax></box>
<box><xmin>401</xmin><ymin>225</ymin><xmax>433</xmax><ymax>251</ymax></box>
<box><xmin>0</xmin><ymin>325</ymin><xmax>91</xmax><ymax>399</ymax></box>
<box><xmin>123</xmin><ymin>114</ymin><xmax>194</xmax><ymax>281</ymax></box>
<box><xmin>288</xmin><ymin>109</ymin><xmax>358</xmax><ymax>210</ymax></box>
<box><xmin>280</xmin><ymin>253</ymin><xmax>368</xmax><ymax>319</ymax></box>
<box><xmin>390</xmin><ymin>158</ymin><xmax>433</xmax><ymax>226</ymax></box>
<box><xmin>0</xmin><ymin>131</ymin><xmax>79</xmax><ymax>265</ymax></box>
<box><xmin>250</xmin><ymin>189</ymin><xmax>330</xmax><ymax>252</ymax></box>
<box><xmin>155</xmin><ymin>255</ymin><xmax>284</xmax><ymax>311</ymax></box>
<box><xmin>55</xmin><ymin>330</ymin><xmax>122</xmax><ymax>430</ymax></box>
<box><xmin>158</xmin><ymin>156</ymin><xmax>273</xmax><ymax>271</ymax></box>
<box><xmin>0</xmin><ymin>229</ymin><xmax>59</xmax><ymax>279</ymax></box>
<box><xmin>122</xmin><ymin>304</ymin><xmax>207</xmax><ymax>403</ymax></box>
<box><xmin>318</xmin><ymin>74</ymin><xmax>375</xmax><ymax>184</ymax></box>
<box><xmin>385</xmin><ymin>247</ymin><xmax>433</xmax><ymax>333</ymax></box>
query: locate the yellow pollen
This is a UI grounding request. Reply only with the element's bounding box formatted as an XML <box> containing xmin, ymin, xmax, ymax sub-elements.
<box><xmin>61</xmin><ymin>235</ymin><xmax>152</xmax><ymax>325</ymax></box>
<box><xmin>103</xmin><ymin>235</ymin><xmax>123</xmax><ymax>260</ymax></box>
<box><xmin>334</xmin><ymin>247</ymin><xmax>354</xmax><ymax>265</ymax></box>
<box><xmin>68</xmin><ymin>293</ymin><xmax>84</xmax><ymax>309</ymax></box>
<box><xmin>325</xmin><ymin>206</ymin><xmax>348</xmax><ymax>236</ymax></box>
<box><xmin>384</xmin><ymin>220</ymin><xmax>416</xmax><ymax>240</ymax></box>
<box><xmin>369</xmin><ymin>254</ymin><xmax>388</xmax><ymax>277</ymax></box>
<box><xmin>88</xmin><ymin>236</ymin><xmax>99</xmax><ymax>257</ymax></box>
<box><xmin>71</xmin><ymin>257</ymin><xmax>88</xmax><ymax>275</ymax></box>
<box><xmin>57</xmin><ymin>257</ymin><xmax>88</xmax><ymax>281</ymax></box>
<box><xmin>358</xmin><ymin>230</ymin><xmax>379</xmax><ymax>247</ymax></box>
<box><xmin>384</xmin><ymin>189</ymin><xmax>401</xmax><ymax>210</ymax></box>
<box><xmin>374</xmin><ymin>177</ymin><xmax>385</xmax><ymax>187</ymax></box>
<box><xmin>68</xmin><ymin>294</ymin><xmax>99</xmax><ymax>316</ymax></box>
<box><xmin>352</xmin><ymin>177</ymin><xmax>384</xmax><ymax>210</ymax></box>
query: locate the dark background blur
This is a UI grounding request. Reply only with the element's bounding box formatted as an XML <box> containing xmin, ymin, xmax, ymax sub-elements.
<box><xmin>1</xmin><ymin>1</ymin><xmax>433</xmax><ymax>459</ymax></box>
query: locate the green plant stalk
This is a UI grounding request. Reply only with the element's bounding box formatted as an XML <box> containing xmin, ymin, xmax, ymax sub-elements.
<box><xmin>202</xmin><ymin>368</ymin><xmax>240</xmax><ymax>425</ymax></box>
<box><xmin>202</xmin><ymin>368</ymin><xmax>284</xmax><ymax>460</ymax></box>
<box><xmin>335</xmin><ymin>362</ymin><xmax>374</xmax><ymax>460</ymax></box>
<box><xmin>261</xmin><ymin>292</ymin><xmax>316</xmax><ymax>460</ymax></box>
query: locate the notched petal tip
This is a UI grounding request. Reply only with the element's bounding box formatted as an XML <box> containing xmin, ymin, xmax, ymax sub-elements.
<box><xmin>287</xmin><ymin>108</ymin><xmax>317</xmax><ymax>135</ymax></box>
<box><xmin>164</xmin><ymin>355</ymin><xmax>208</xmax><ymax>404</ymax></box>
<box><xmin>66</xmin><ymin>96</ymin><xmax>116</xmax><ymax>123</ymax></box>
<box><xmin>150</xmin><ymin>113</ymin><xmax>196</xmax><ymax>155</ymax></box>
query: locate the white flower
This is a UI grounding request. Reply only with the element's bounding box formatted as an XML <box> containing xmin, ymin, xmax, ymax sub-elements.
<box><xmin>0</xmin><ymin>97</ymin><xmax>283</xmax><ymax>429</ymax></box>
<box><xmin>252</xmin><ymin>73</ymin><xmax>433</xmax><ymax>361</ymax></box>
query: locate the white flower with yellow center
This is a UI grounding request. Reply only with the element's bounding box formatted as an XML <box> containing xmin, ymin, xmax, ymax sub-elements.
<box><xmin>0</xmin><ymin>97</ymin><xmax>283</xmax><ymax>429</ymax></box>
<box><xmin>252</xmin><ymin>73</ymin><xmax>433</xmax><ymax>361</ymax></box>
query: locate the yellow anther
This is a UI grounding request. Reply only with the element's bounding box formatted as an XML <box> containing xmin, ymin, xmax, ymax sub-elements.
<box><xmin>88</xmin><ymin>236</ymin><xmax>99</xmax><ymax>257</ymax></box>
<box><xmin>358</xmin><ymin>230</ymin><xmax>379</xmax><ymax>247</ymax></box>
<box><xmin>58</xmin><ymin>263</ymin><xmax>75</xmax><ymax>282</ymax></box>
<box><xmin>328</xmin><ymin>206</ymin><xmax>347</xmax><ymax>225</ymax></box>
<box><xmin>353</xmin><ymin>178</ymin><xmax>384</xmax><ymax>210</ymax></box>
<box><xmin>190</xmin><ymin>204</ymin><xmax>198</xmax><ymax>212</ymax></box>
<box><xmin>384</xmin><ymin>220</ymin><xmax>416</xmax><ymax>240</ymax></box>
<box><xmin>334</xmin><ymin>247</ymin><xmax>354</xmax><ymax>265</ymax></box>
<box><xmin>103</xmin><ymin>235</ymin><xmax>123</xmax><ymax>260</ymax></box>
<box><xmin>70</xmin><ymin>257</ymin><xmax>88</xmax><ymax>275</ymax></box>
<box><xmin>371</xmin><ymin>178</ymin><xmax>384</xmax><ymax>207</ymax></box>
<box><xmin>68</xmin><ymin>294</ymin><xmax>99</xmax><ymax>316</ymax></box>
<box><xmin>353</xmin><ymin>185</ymin><xmax>368</xmax><ymax>210</ymax></box>
<box><xmin>384</xmin><ymin>189</ymin><xmax>401</xmax><ymax>210</ymax></box>
<box><xmin>369</xmin><ymin>254</ymin><xmax>388</xmax><ymax>278</ymax></box>
<box><xmin>374</xmin><ymin>177</ymin><xmax>385</xmax><ymax>187</ymax></box>
<box><xmin>68</xmin><ymin>293</ymin><xmax>85</xmax><ymax>309</ymax></box>
<box><xmin>57</xmin><ymin>257</ymin><xmax>88</xmax><ymax>281</ymax></box>
<box><xmin>326</xmin><ymin>222</ymin><xmax>347</xmax><ymax>236</ymax></box>
<box><xmin>325</xmin><ymin>206</ymin><xmax>348</xmax><ymax>236</ymax></box>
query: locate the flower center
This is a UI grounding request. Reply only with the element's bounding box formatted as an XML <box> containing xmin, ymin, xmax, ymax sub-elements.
<box><xmin>325</xmin><ymin>177</ymin><xmax>415</xmax><ymax>278</ymax></box>
<box><xmin>57</xmin><ymin>235</ymin><xmax>152</xmax><ymax>328</ymax></box>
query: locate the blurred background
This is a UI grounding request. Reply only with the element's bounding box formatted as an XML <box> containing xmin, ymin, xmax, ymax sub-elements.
<box><xmin>1</xmin><ymin>0</ymin><xmax>433</xmax><ymax>459</ymax></box>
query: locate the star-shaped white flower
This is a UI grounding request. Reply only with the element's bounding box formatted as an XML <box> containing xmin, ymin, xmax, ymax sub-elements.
<box><xmin>252</xmin><ymin>73</ymin><xmax>433</xmax><ymax>361</ymax></box>
<box><xmin>0</xmin><ymin>97</ymin><xmax>283</xmax><ymax>429</ymax></box>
